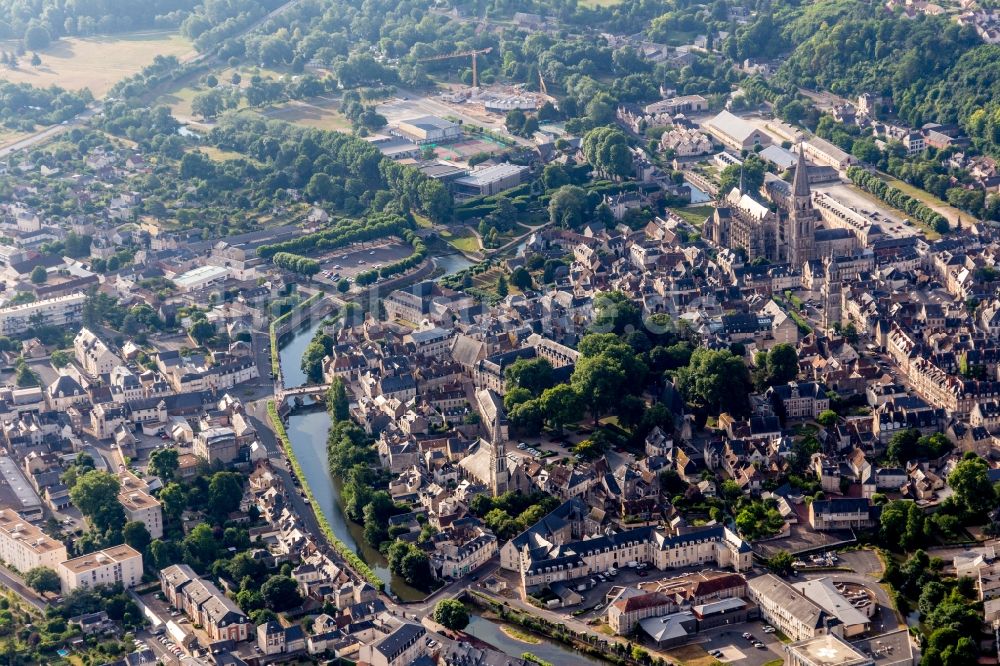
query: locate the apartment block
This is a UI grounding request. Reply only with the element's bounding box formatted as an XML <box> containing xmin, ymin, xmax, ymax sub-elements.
<box><xmin>58</xmin><ymin>545</ymin><xmax>143</xmax><ymax>593</ymax></box>
<box><xmin>0</xmin><ymin>508</ymin><xmax>67</xmax><ymax>573</ymax></box>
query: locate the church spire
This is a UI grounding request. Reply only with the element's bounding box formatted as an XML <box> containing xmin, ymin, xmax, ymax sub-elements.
<box><xmin>793</xmin><ymin>142</ymin><xmax>811</xmax><ymax>198</ymax></box>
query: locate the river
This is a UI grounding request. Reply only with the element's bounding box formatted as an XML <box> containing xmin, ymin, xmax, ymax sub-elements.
<box><xmin>465</xmin><ymin>614</ymin><xmax>608</xmax><ymax>665</ymax></box>
<box><xmin>278</xmin><ymin>318</ymin><xmax>425</xmax><ymax>600</ymax></box>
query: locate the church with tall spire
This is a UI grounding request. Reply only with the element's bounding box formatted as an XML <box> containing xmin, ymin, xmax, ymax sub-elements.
<box><xmin>705</xmin><ymin>141</ymin><xmax>861</xmax><ymax>267</ymax></box>
<box><xmin>786</xmin><ymin>143</ymin><xmax>818</xmax><ymax>268</ymax></box>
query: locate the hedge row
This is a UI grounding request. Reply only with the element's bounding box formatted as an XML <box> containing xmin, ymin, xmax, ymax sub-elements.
<box><xmin>273</xmin><ymin>252</ymin><xmax>321</xmax><ymax>276</ymax></box>
<box><xmin>257</xmin><ymin>213</ymin><xmax>412</xmax><ymax>259</ymax></box>
<box><xmin>266</xmin><ymin>401</ymin><xmax>384</xmax><ymax>589</ymax></box>
<box><xmin>847</xmin><ymin>166</ymin><xmax>948</xmax><ymax>234</ymax></box>
<box><xmin>355</xmin><ymin>230</ymin><xmax>427</xmax><ymax>286</ymax></box>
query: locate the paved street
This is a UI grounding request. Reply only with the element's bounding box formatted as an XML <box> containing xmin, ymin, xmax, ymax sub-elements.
<box><xmin>0</xmin><ymin>566</ymin><xmax>47</xmax><ymax>611</ymax></box>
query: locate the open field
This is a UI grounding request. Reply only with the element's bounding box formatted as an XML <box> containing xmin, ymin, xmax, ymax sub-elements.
<box><xmin>189</xmin><ymin>146</ymin><xmax>258</xmax><ymax>164</ymax></box>
<box><xmin>440</xmin><ymin>226</ymin><xmax>481</xmax><ymax>254</ymax></box>
<box><xmin>0</xmin><ymin>128</ymin><xmax>31</xmax><ymax>150</ymax></box>
<box><xmin>669</xmin><ymin>204</ymin><xmax>714</xmax><ymax>227</ymax></box>
<box><xmin>260</xmin><ymin>98</ymin><xmax>352</xmax><ymax>132</ymax></box>
<box><xmin>0</xmin><ymin>31</ymin><xmax>190</xmax><ymax>97</ymax></box>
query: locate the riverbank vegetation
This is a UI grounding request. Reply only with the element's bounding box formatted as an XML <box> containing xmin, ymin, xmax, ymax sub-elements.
<box><xmin>323</xmin><ymin>378</ymin><xmax>439</xmax><ymax>591</ymax></box>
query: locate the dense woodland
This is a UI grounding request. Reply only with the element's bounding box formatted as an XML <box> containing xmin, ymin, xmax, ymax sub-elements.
<box><xmin>0</xmin><ymin>0</ymin><xmax>200</xmax><ymax>40</ymax></box>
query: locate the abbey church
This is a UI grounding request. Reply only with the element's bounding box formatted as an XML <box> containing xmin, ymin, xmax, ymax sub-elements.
<box><xmin>704</xmin><ymin>145</ymin><xmax>858</xmax><ymax>267</ymax></box>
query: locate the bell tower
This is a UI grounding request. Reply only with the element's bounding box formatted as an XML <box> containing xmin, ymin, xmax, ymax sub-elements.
<box><xmin>788</xmin><ymin>143</ymin><xmax>817</xmax><ymax>268</ymax></box>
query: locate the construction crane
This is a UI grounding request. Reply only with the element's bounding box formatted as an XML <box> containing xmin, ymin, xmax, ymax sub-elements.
<box><xmin>419</xmin><ymin>47</ymin><xmax>493</xmax><ymax>88</ymax></box>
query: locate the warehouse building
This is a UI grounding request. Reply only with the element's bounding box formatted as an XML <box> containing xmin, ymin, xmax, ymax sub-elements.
<box><xmin>703</xmin><ymin>111</ymin><xmax>772</xmax><ymax>151</ymax></box>
<box><xmin>391</xmin><ymin>116</ymin><xmax>462</xmax><ymax>145</ymax></box>
<box><xmin>453</xmin><ymin>163</ymin><xmax>529</xmax><ymax>199</ymax></box>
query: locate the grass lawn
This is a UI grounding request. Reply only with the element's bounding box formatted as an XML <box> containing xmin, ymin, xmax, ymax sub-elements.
<box><xmin>440</xmin><ymin>226</ymin><xmax>481</xmax><ymax>254</ymax></box>
<box><xmin>188</xmin><ymin>146</ymin><xmax>259</xmax><ymax>165</ymax></box>
<box><xmin>158</xmin><ymin>83</ymin><xmax>202</xmax><ymax>118</ymax></box>
<box><xmin>666</xmin><ymin>644</ymin><xmax>721</xmax><ymax>666</ymax></box>
<box><xmin>499</xmin><ymin>625</ymin><xmax>542</xmax><ymax>644</ymax></box>
<box><xmin>879</xmin><ymin>173</ymin><xmax>965</xmax><ymax>225</ymax></box>
<box><xmin>261</xmin><ymin>99</ymin><xmax>352</xmax><ymax>132</ymax></box>
<box><xmin>669</xmin><ymin>204</ymin><xmax>714</xmax><ymax>227</ymax></box>
<box><xmin>0</xmin><ymin>31</ymin><xmax>190</xmax><ymax>97</ymax></box>
<box><xmin>413</xmin><ymin>213</ymin><xmax>434</xmax><ymax>229</ymax></box>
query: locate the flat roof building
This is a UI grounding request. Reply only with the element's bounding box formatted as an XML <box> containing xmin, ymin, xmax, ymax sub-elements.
<box><xmin>453</xmin><ymin>163</ymin><xmax>528</xmax><ymax>199</ymax></box>
<box><xmin>785</xmin><ymin>633</ymin><xmax>874</xmax><ymax>666</ymax></box>
<box><xmin>174</xmin><ymin>265</ymin><xmax>229</xmax><ymax>292</ymax></box>
<box><xmin>0</xmin><ymin>508</ymin><xmax>67</xmax><ymax>574</ymax></box>
<box><xmin>0</xmin><ymin>292</ymin><xmax>86</xmax><ymax>336</ymax></box>
<box><xmin>391</xmin><ymin>116</ymin><xmax>462</xmax><ymax>145</ymax></box>
<box><xmin>58</xmin><ymin>544</ymin><xmax>143</xmax><ymax>593</ymax></box>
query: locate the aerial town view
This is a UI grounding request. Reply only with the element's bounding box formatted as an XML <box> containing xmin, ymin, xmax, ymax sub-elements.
<box><xmin>0</xmin><ymin>0</ymin><xmax>998</xmax><ymax>664</ymax></box>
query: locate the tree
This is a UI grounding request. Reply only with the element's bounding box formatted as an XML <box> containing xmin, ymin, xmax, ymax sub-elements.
<box><xmin>675</xmin><ymin>348</ymin><xmax>752</xmax><ymax>416</ymax></box>
<box><xmin>182</xmin><ymin>524</ymin><xmax>218</xmax><ymax>571</ymax></box>
<box><xmin>69</xmin><ymin>470</ymin><xmax>124</xmax><ymax>536</ymax></box>
<box><xmin>327</xmin><ymin>378</ymin><xmax>350</xmax><ymax>421</ymax></box>
<box><xmin>539</xmin><ymin>384</ymin><xmax>583</xmax><ymax>432</ymax></box>
<box><xmin>159</xmin><ymin>482</ymin><xmax>186</xmax><ymax>522</ymax></box>
<box><xmin>718</xmin><ymin>154</ymin><xmax>766</xmax><ymax>199</ymax></box>
<box><xmin>948</xmin><ymin>453</ymin><xmax>995</xmax><ymax>518</ymax></box>
<box><xmin>433</xmin><ymin>599</ymin><xmax>469</xmax><ymax>630</ymax></box>
<box><xmin>123</xmin><ymin>521</ymin><xmax>151</xmax><ymax>553</ymax></box>
<box><xmin>549</xmin><ymin>185</ymin><xmax>588</xmax><ymax>228</ymax></box>
<box><xmin>189</xmin><ymin>319</ymin><xmax>215</xmax><ymax>345</ymax></box>
<box><xmin>29</xmin><ymin>52</ymin><xmax>39</xmax><ymax>67</ymax></box>
<box><xmin>510</xmin><ymin>267</ymin><xmax>533</xmax><ymax>291</ymax></box>
<box><xmin>496</xmin><ymin>275</ymin><xmax>508</xmax><ymax>298</ymax></box>
<box><xmin>148</xmin><ymin>448</ymin><xmax>179</xmax><ymax>481</ymax></box>
<box><xmin>261</xmin><ymin>575</ymin><xmax>302</xmax><ymax>611</ymax></box>
<box><xmin>581</xmin><ymin>126</ymin><xmax>633</xmax><ymax>180</ymax></box>
<box><xmin>505</xmin><ymin>358</ymin><xmax>554</xmax><ymax>396</ymax></box>
<box><xmin>24</xmin><ymin>567</ymin><xmax>59</xmax><ymax>594</ymax></box>
<box><xmin>817</xmin><ymin>410</ymin><xmax>838</xmax><ymax>428</ymax></box>
<box><xmin>571</xmin><ymin>354</ymin><xmax>627</xmax><ymax>424</ymax></box>
<box><xmin>207</xmin><ymin>471</ymin><xmax>244</xmax><ymax>520</ymax></box>
<box><xmin>30</xmin><ymin>266</ymin><xmax>46</xmax><ymax>284</ymax></box>
<box><xmin>23</xmin><ymin>25</ymin><xmax>50</xmax><ymax>51</ymax></box>
<box><xmin>191</xmin><ymin>90</ymin><xmax>224</xmax><ymax>119</ymax></box>
<box><xmin>766</xmin><ymin>343</ymin><xmax>798</xmax><ymax>385</ymax></box>
<box><xmin>766</xmin><ymin>551</ymin><xmax>794</xmax><ymax>576</ymax></box>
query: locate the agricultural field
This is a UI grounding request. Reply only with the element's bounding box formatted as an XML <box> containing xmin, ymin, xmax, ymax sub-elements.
<box><xmin>0</xmin><ymin>31</ymin><xmax>191</xmax><ymax>97</ymax></box>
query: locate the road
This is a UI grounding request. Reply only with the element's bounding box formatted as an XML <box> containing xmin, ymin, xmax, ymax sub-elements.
<box><xmin>0</xmin><ymin>104</ymin><xmax>100</xmax><ymax>157</ymax></box>
<box><xmin>0</xmin><ymin>565</ymin><xmax>48</xmax><ymax>611</ymax></box>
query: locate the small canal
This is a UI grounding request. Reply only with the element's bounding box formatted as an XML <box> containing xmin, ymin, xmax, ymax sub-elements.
<box><xmin>465</xmin><ymin>613</ymin><xmax>609</xmax><ymax>665</ymax></box>
<box><xmin>278</xmin><ymin>318</ymin><xmax>424</xmax><ymax>600</ymax></box>
<box><xmin>686</xmin><ymin>179</ymin><xmax>712</xmax><ymax>204</ymax></box>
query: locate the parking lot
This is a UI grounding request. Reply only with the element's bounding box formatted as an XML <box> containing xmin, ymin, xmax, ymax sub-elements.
<box><xmin>313</xmin><ymin>240</ymin><xmax>413</xmax><ymax>284</ymax></box>
<box><xmin>691</xmin><ymin>623</ymin><xmax>786</xmax><ymax>665</ymax></box>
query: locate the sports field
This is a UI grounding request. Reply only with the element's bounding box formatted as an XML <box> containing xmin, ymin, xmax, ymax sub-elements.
<box><xmin>0</xmin><ymin>31</ymin><xmax>191</xmax><ymax>97</ymax></box>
